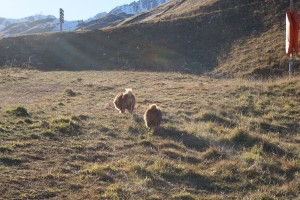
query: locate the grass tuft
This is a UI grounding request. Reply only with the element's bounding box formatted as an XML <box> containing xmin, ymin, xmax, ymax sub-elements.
<box><xmin>64</xmin><ymin>88</ymin><xmax>77</xmax><ymax>96</ymax></box>
<box><xmin>83</xmin><ymin>163</ymin><xmax>115</xmax><ymax>182</ymax></box>
<box><xmin>100</xmin><ymin>184</ymin><xmax>131</xmax><ymax>199</ymax></box>
<box><xmin>5</xmin><ymin>106</ymin><xmax>30</xmax><ymax>117</ymax></box>
<box><xmin>50</xmin><ymin>117</ymin><xmax>81</xmax><ymax>136</ymax></box>
<box><xmin>172</xmin><ymin>192</ymin><xmax>195</xmax><ymax>200</ymax></box>
<box><xmin>228</xmin><ymin>129</ymin><xmax>255</xmax><ymax>147</ymax></box>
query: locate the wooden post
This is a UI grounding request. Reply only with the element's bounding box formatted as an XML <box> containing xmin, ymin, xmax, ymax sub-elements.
<box><xmin>290</xmin><ymin>0</ymin><xmax>294</xmax><ymax>11</ymax></box>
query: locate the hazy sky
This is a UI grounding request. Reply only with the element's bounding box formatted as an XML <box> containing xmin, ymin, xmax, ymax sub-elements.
<box><xmin>0</xmin><ymin>0</ymin><xmax>134</xmax><ymax>20</ymax></box>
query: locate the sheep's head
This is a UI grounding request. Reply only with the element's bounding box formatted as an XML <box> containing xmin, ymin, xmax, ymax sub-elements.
<box><xmin>149</xmin><ymin>104</ymin><xmax>158</xmax><ymax>110</ymax></box>
<box><xmin>125</xmin><ymin>88</ymin><xmax>133</xmax><ymax>96</ymax></box>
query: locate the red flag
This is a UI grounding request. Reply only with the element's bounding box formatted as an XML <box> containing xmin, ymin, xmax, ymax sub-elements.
<box><xmin>286</xmin><ymin>11</ymin><xmax>294</xmax><ymax>56</ymax></box>
<box><xmin>286</xmin><ymin>10</ymin><xmax>299</xmax><ymax>56</ymax></box>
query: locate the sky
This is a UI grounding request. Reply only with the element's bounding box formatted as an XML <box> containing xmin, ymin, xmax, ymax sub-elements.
<box><xmin>0</xmin><ymin>0</ymin><xmax>134</xmax><ymax>21</ymax></box>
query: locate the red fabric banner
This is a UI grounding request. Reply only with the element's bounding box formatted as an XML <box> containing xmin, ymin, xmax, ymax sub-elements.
<box><xmin>286</xmin><ymin>10</ymin><xmax>299</xmax><ymax>56</ymax></box>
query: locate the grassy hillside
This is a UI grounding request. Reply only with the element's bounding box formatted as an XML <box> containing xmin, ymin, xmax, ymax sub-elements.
<box><xmin>113</xmin><ymin>0</ymin><xmax>292</xmax><ymax>77</ymax></box>
<box><xmin>0</xmin><ymin>68</ymin><xmax>299</xmax><ymax>199</ymax></box>
<box><xmin>81</xmin><ymin>13</ymin><xmax>133</xmax><ymax>31</ymax></box>
<box><xmin>0</xmin><ymin>0</ymin><xmax>294</xmax><ymax>77</ymax></box>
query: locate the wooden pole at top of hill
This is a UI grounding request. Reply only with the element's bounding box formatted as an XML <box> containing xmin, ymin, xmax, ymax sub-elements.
<box><xmin>290</xmin><ymin>0</ymin><xmax>294</xmax><ymax>10</ymax></box>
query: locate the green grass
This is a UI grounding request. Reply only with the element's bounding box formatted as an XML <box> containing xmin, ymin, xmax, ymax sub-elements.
<box><xmin>50</xmin><ymin>117</ymin><xmax>81</xmax><ymax>136</ymax></box>
<box><xmin>0</xmin><ymin>69</ymin><xmax>299</xmax><ymax>199</ymax></box>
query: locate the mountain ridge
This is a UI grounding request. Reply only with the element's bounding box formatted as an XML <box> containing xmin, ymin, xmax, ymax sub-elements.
<box><xmin>0</xmin><ymin>0</ymin><xmax>168</xmax><ymax>37</ymax></box>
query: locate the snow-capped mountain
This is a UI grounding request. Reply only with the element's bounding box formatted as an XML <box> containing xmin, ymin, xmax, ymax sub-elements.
<box><xmin>84</xmin><ymin>12</ymin><xmax>107</xmax><ymax>23</ymax></box>
<box><xmin>0</xmin><ymin>16</ymin><xmax>80</xmax><ymax>37</ymax></box>
<box><xmin>79</xmin><ymin>0</ymin><xmax>169</xmax><ymax>30</ymax></box>
<box><xmin>0</xmin><ymin>14</ymin><xmax>55</xmax><ymax>31</ymax></box>
<box><xmin>110</xmin><ymin>0</ymin><xmax>169</xmax><ymax>15</ymax></box>
<box><xmin>19</xmin><ymin>14</ymin><xmax>56</xmax><ymax>23</ymax></box>
<box><xmin>0</xmin><ymin>0</ymin><xmax>169</xmax><ymax>37</ymax></box>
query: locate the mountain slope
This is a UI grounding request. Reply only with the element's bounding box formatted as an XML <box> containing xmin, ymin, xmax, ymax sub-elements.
<box><xmin>0</xmin><ymin>0</ymin><xmax>292</xmax><ymax>77</ymax></box>
<box><xmin>78</xmin><ymin>13</ymin><xmax>132</xmax><ymax>30</ymax></box>
<box><xmin>79</xmin><ymin>0</ymin><xmax>169</xmax><ymax>31</ymax></box>
<box><xmin>110</xmin><ymin>0</ymin><xmax>169</xmax><ymax>15</ymax></box>
<box><xmin>109</xmin><ymin>0</ymin><xmax>290</xmax><ymax>77</ymax></box>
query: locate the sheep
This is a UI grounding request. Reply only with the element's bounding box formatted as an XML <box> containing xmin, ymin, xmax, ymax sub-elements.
<box><xmin>144</xmin><ymin>104</ymin><xmax>162</xmax><ymax>130</ymax></box>
<box><xmin>113</xmin><ymin>88</ymin><xmax>136</xmax><ymax>113</ymax></box>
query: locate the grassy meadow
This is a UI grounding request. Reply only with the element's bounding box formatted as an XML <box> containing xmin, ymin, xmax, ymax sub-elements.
<box><xmin>0</xmin><ymin>68</ymin><xmax>299</xmax><ymax>199</ymax></box>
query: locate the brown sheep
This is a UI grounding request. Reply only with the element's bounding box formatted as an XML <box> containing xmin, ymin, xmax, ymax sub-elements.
<box><xmin>113</xmin><ymin>88</ymin><xmax>136</xmax><ymax>113</ymax></box>
<box><xmin>144</xmin><ymin>104</ymin><xmax>162</xmax><ymax>130</ymax></box>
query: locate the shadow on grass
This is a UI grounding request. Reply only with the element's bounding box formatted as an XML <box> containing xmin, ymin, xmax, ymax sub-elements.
<box><xmin>181</xmin><ymin>171</ymin><xmax>217</xmax><ymax>191</ymax></box>
<box><xmin>133</xmin><ymin>163</ymin><xmax>223</xmax><ymax>192</ymax></box>
<box><xmin>155</xmin><ymin>127</ymin><xmax>209</xmax><ymax>152</ymax></box>
<box><xmin>0</xmin><ymin>156</ymin><xmax>25</xmax><ymax>166</ymax></box>
<box><xmin>226</xmin><ymin>129</ymin><xmax>288</xmax><ymax>157</ymax></box>
<box><xmin>162</xmin><ymin>149</ymin><xmax>201</xmax><ymax>164</ymax></box>
<box><xmin>197</xmin><ymin>112</ymin><xmax>236</xmax><ymax>128</ymax></box>
<box><xmin>259</xmin><ymin>121</ymin><xmax>300</xmax><ymax>135</ymax></box>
